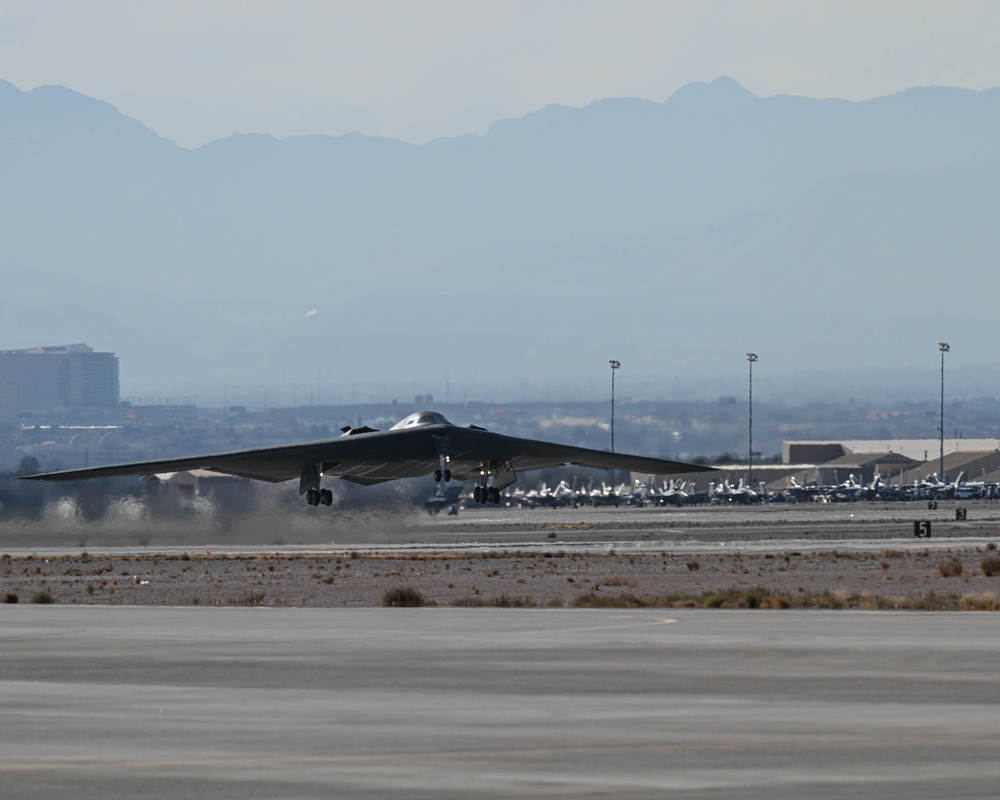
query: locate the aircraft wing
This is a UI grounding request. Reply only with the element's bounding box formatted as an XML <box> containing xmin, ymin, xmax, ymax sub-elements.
<box><xmin>20</xmin><ymin>426</ymin><xmax>454</xmax><ymax>487</ymax></box>
<box><xmin>21</xmin><ymin>422</ymin><xmax>712</xmax><ymax>490</ymax></box>
<box><xmin>440</xmin><ymin>426</ymin><xmax>712</xmax><ymax>479</ymax></box>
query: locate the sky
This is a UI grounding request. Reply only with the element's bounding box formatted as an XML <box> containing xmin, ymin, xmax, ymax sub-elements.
<box><xmin>1</xmin><ymin>0</ymin><xmax>999</xmax><ymax>148</ymax></box>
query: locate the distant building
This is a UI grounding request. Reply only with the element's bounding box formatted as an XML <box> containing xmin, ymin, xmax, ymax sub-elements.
<box><xmin>784</xmin><ymin>438</ymin><xmax>1000</xmax><ymax>465</ymax></box>
<box><xmin>0</xmin><ymin>344</ymin><xmax>119</xmax><ymax>410</ymax></box>
<box><xmin>0</xmin><ymin>381</ymin><xmax>18</xmax><ymax>429</ymax></box>
<box><xmin>814</xmin><ymin>451</ymin><xmax>920</xmax><ymax>487</ymax></box>
<box><xmin>782</xmin><ymin>438</ymin><xmax>1000</xmax><ymax>487</ymax></box>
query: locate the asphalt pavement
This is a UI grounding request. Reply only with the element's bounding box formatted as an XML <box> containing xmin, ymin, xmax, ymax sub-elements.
<box><xmin>2</xmin><ymin>606</ymin><xmax>1000</xmax><ymax>799</ymax></box>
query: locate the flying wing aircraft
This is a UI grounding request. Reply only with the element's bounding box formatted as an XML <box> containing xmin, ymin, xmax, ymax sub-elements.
<box><xmin>21</xmin><ymin>410</ymin><xmax>714</xmax><ymax>507</ymax></box>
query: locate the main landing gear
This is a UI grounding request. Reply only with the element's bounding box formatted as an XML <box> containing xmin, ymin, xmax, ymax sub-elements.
<box><xmin>306</xmin><ymin>488</ymin><xmax>333</xmax><ymax>506</ymax></box>
<box><xmin>471</xmin><ymin>459</ymin><xmax>516</xmax><ymax>505</ymax></box>
<box><xmin>473</xmin><ymin>484</ymin><xmax>502</xmax><ymax>504</ymax></box>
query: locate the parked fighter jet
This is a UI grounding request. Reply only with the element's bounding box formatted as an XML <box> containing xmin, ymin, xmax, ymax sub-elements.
<box><xmin>424</xmin><ymin>483</ymin><xmax>464</xmax><ymax>515</ymax></box>
<box><xmin>22</xmin><ymin>410</ymin><xmax>713</xmax><ymax>508</ymax></box>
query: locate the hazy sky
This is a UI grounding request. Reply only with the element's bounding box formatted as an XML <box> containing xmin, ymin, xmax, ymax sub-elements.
<box><xmin>1</xmin><ymin>0</ymin><xmax>998</xmax><ymax>147</ymax></box>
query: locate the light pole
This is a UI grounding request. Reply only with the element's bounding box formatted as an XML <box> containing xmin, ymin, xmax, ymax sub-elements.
<box><xmin>939</xmin><ymin>342</ymin><xmax>949</xmax><ymax>483</ymax></box>
<box><xmin>747</xmin><ymin>353</ymin><xmax>758</xmax><ymax>487</ymax></box>
<box><xmin>609</xmin><ymin>360</ymin><xmax>620</xmax><ymax>452</ymax></box>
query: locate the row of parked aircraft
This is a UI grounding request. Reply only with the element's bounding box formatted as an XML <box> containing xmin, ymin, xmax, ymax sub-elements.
<box><xmin>426</xmin><ymin>471</ymin><xmax>1000</xmax><ymax>513</ymax></box>
<box><xmin>783</xmin><ymin>472</ymin><xmax>1000</xmax><ymax>503</ymax></box>
<box><xmin>427</xmin><ymin>477</ymin><xmax>741</xmax><ymax>512</ymax></box>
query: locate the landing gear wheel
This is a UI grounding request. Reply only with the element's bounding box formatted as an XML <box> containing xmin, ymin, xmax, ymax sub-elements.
<box><xmin>321</xmin><ymin>489</ymin><xmax>333</xmax><ymax>506</ymax></box>
<box><xmin>306</xmin><ymin>489</ymin><xmax>319</xmax><ymax>506</ymax></box>
<box><xmin>489</xmin><ymin>487</ymin><xmax>500</xmax><ymax>504</ymax></box>
<box><xmin>473</xmin><ymin>486</ymin><xmax>482</xmax><ymax>503</ymax></box>
<box><xmin>434</xmin><ymin>469</ymin><xmax>442</xmax><ymax>482</ymax></box>
<box><xmin>444</xmin><ymin>469</ymin><xmax>452</xmax><ymax>482</ymax></box>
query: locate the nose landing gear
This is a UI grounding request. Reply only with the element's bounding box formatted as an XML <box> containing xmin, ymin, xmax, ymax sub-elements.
<box><xmin>433</xmin><ymin>434</ymin><xmax>453</xmax><ymax>483</ymax></box>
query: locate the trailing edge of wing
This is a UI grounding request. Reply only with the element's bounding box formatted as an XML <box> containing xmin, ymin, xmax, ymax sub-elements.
<box><xmin>448</xmin><ymin>427</ymin><xmax>714</xmax><ymax>476</ymax></box>
<box><xmin>339</xmin><ymin>475</ymin><xmax>395</xmax><ymax>486</ymax></box>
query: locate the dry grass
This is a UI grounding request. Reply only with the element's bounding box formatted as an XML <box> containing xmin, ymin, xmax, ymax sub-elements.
<box><xmin>226</xmin><ymin>591</ymin><xmax>267</xmax><ymax>606</ymax></box>
<box><xmin>452</xmin><ymin>595</ymin><xmax>537</xmax><ymax>608</ymax></box>
<box><xmin>959</xmin><ymin>593</ymin><xmax>1000</xmax><ymax>611</ymax></box>
<box><xmin>572</xmin><ymin>592</ymin><xmax>652</xmax><ymax>608</ymax></box>
<box><xmin>570</xmin><ymin>587</ymin><xmax>1000</xmax><ymax>612</ymax></box>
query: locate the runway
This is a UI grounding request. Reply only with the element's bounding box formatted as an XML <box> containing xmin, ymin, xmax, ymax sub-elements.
<box><xmin>3</xmin><ymin>606</ymin><xmax>1000</xmax><ymax>798</ymax></box>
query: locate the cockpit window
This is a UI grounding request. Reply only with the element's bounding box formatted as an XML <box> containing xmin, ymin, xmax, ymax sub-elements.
<box><xmin>389</xmin><ymin>411</ymin><xmax>452</xmax><ymax>430</ymax></box>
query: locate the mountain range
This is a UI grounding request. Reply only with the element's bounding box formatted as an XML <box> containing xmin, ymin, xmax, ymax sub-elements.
<box><xmin>2</xmin><ymin>76</ymin><xmax>999</xmax><ymax>405</ymax></box>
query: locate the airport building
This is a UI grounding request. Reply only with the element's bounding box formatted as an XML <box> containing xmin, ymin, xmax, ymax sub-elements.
<box><xmin>783</xmin><ymin>438</ymin><xmax>1000</xmax><ymax>465</ymax></box>
<box><xmin>0</xmin><ymin>344</ymin><xmax>120</xmax><ymax>410</ymax></box>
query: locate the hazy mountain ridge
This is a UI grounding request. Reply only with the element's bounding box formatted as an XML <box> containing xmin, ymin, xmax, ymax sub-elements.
<box><xmin>1</xmin><ymin>77</ymin><xmax>998</xmax><ymax>402</ymax></box>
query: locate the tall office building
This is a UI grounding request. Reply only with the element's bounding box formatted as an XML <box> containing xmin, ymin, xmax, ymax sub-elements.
<box><xmin>0</xmin><ymin>344</ymin><xmax>119</xmax><ymax>410</ymax></box>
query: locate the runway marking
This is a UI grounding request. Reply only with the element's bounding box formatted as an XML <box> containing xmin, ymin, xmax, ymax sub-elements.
<box><xmin>3</xmin><ymin>732</ymin><xmax>997</xmax><ymax>774</ymax></box>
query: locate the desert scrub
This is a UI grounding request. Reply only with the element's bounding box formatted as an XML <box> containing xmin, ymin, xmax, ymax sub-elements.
<box><xmin>381</xmin><ymin>586</ymin><xmax>429</xmax><ymax>607</ymax></box>
<box><xmin>982</xmin><ymin>557</ymin><xmax>1000</xmax><ymax>577</ymax></box>
<box><xmin>939</xmin><ymin>558</ymin><xmax>964</xmax><ymax>578</ymax></box>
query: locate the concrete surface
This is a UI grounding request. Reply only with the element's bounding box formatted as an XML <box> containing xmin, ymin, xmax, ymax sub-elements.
<box><xmin>2</xmin><ymin>606</ymin><xmax>1000</xmax><ymax>798</ymax></box>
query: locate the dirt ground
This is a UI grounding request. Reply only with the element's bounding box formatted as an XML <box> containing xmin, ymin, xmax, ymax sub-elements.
<box><xmin>5</xmin><ymin>503</ymin><xmax>1000</xmax><ymax>608</ymax></box>
<box><xmin>5</xmin><ymin>544</ymin><xmax>1000</xmax><ymax>609</ymax></box>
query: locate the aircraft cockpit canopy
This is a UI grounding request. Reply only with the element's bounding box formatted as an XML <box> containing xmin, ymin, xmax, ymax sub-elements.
<box><xmin>389</xmin><ymin>411</ymin><xmax>452</xmax><ymax>430</ymax></box>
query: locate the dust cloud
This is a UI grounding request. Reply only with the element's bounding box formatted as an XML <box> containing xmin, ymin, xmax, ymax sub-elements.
<box><xmin>0</xmin><ymin>481</ymin><xmax>431</xmax><ymax>550</ymax></box>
